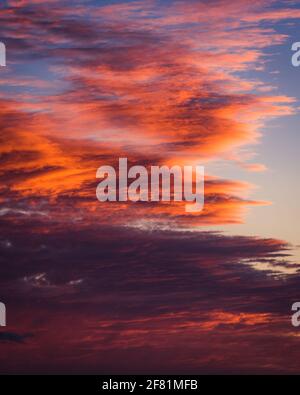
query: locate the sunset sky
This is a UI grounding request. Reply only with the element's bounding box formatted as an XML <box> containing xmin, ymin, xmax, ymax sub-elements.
<box><xmin>0</xmin><ymin>0</ymin><xmax>300</xmax><ymax>374</ymax></box>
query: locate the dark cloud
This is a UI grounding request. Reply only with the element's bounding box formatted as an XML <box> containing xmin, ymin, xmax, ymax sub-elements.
<box><xmin>0</xmin><ymin>220</ymin><xmax>298</xmax><ymax>373</ymax></box>
<box><xmin>0</xmin><ymin>332</ymin><xmax>33</xmax><ymax>344</ymax></box>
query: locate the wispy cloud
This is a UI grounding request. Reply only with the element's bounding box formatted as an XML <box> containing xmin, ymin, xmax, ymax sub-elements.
<box><xmin>0</xmin><ymin>0</ymin><xmax>299</xmax><ymax>374</ymax></box>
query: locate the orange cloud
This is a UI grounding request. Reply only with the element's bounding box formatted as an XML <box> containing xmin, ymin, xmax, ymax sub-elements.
<box><xmin>0</xmin><ymin>0</ymin><xmax>298</xmax><ymax>229</ymax></box>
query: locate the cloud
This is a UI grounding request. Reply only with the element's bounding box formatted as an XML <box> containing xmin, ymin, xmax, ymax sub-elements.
<box><xmin>0</xmin><ymin>0</ymin><xmax>300</xmax><ymax>374</ymax></box>
<box><xmin>0</xmin><ymin>1</ymin><xmax>296</xmax><ymax>212</ymax></box>
<box><xmin>0</xmin><ymin>0</ymin><xmax>297</xmax><ymax>201</ymax></box>
<box><xmin>0</xmin><ymin>332</ymin><xmax>33</xmax><ymax>344</ymax></box>
<box><xmin>0</xmin><ymin>222</ymin><xmax>298</xmax><ymax>373</ymax></box>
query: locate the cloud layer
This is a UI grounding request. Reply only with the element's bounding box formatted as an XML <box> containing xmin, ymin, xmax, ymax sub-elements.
<box><xmin>0</xmin><ymin>0</ymin><xmax>300</xmax><ymax>374</ymax></box>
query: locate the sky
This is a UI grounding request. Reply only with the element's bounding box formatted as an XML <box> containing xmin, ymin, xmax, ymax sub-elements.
<box><xmin>0</xmin><ymin>0</ymin><xmax>300</xmax><ymax>374</ymax></box>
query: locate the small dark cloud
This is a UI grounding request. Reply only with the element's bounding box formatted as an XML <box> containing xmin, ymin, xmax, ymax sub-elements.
<box><xmin>0</xmin><ymin>332</ymin><xmax>33</xmax><ymax>344</ymax></box>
